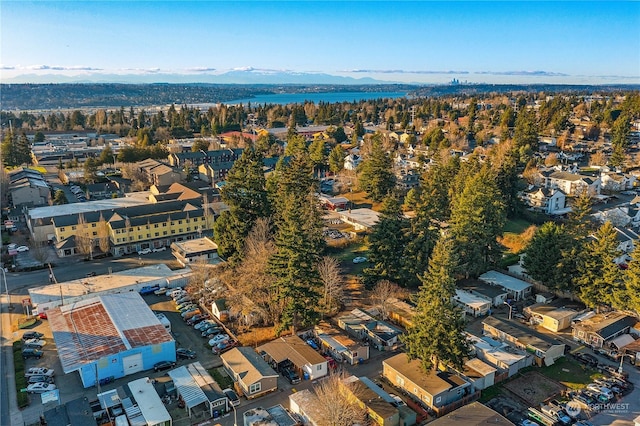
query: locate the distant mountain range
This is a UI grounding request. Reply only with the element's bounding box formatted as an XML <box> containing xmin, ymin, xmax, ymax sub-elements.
<box><xmin>2</xmin><ymin>69</ymin><xmax>390</xmax><ymax>85</ymax></box>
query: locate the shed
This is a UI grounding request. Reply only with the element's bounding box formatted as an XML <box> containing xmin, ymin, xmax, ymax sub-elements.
<box><xmin>127</xmin><ymin>378</ymin><xmax>172</xmax><ymax>426</ymax></box>
<box><xmin>479</xmin><ymin>271</ymin><xmax>533</xmax><ymax>301</ymax></box>
<box><xmin>167</xmin><ymin>365</ymin><xmax>210</xmax><ymax>418</ymax></box>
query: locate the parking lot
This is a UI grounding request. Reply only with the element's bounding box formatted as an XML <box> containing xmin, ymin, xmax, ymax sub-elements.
<box><xmin>13</xmin><ymin>291</ymin><xmax>231</xmax><ymax>426</ymax></box>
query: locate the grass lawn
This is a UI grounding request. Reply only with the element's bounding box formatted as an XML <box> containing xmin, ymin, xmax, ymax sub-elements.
<box><xmin>538</xmin><ymin>357</ymin><xmax>602</xmax><ymax>390</ymax></box>
<box><xmin>479</xmin><ymin>383</ymin><xmax>504</xmax><ymax>403</ymax></box>
<box><xmin>503</xmin><ymin>218</ymin><xmax>533</xmax><ymax>234</ymax></box>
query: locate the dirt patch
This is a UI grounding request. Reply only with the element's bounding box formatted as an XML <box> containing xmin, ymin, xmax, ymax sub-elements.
<box><xmin>503</xmin><ymin>371</ymin><xmax>565</xmax><ymax>406</ymax></box>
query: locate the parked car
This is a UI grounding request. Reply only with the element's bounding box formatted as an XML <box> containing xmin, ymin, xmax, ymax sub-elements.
<box><xmin>175</xmin><ymin>296</ymin><xmax>193</xmax><ymax>305</ymax></box>
<box><xmin>16</xmin><ymin>246</ymin><xmax>30</xmax><ymax>252</ymax></box>
<box><xmin>212</xmin><ymin>340</ymin><xmax>237</xmax><ymax>354</ymax></box>
<box><xmin>154</xmin><ymin>287</ymin><xmax>168</xmax><ymax>295</ymax></box>
<box><xmin>176</xmin><ymin>348</ymin><xmax>197</xmax><ymax>360</ymax></box>
<box><xmin>186</xmin><ymin>314</ymin><xmax>209</xmax><ymax>325</ymax></box>
<box><xmin>182</xmin><ymin>309</ymin><xmax>202</xmax><ymax>320</ymax></box>
<box><xmin>306</xmin><ymin>339</ymin><xmax>319</xmax><ymax>350</ymax></box>
<box><xmin>223</xmin><ymin>388</ymin><xmax>240</xmax><ymax>406</ymax></box>
<box><xmin>86</xmin><ymin>271</ymin><xmax>97</xmax><ymax>277</ymax></box>
<box><xmin>167</xmin><ymin>288</ymin><xmax>184</xmax><ymax>297</ymax></box>
<box><xmin>176</xmin><ymin>302</ymin><xmax>196</xmax><ymax>311</ymax></box>
<box><xmin>178</xmin><ymin>304</ymin><xmax>197</xmax><ymax>314</ymax></box>
<box><xmin>139</xmin><ymin>285</ymin><xmax>160</xmax><ymax>295</ymax></box>
<box><xmin>574</xmin><ymin>352</ymin><xmax>598</xmax><ymax>367</ymax></box>
<box><xmin>282</xmin><ymin>368</ymin><xmax>301</xmax><ymax>385</ymax></box>
<box><xmin>152</xmin><ymin>246</ymin><xmax>167</xmax><ymax>252</ymax></box>
<box><xmin>22</xmin><ymin>348</ymin><xmax>44</xmax><ymax>359</ymax></box>
<box><xmin>27</xmin><ymin>383</ymin><xmax>57</xmax><ymax>394</ymax></box>
<box><xmin>22</xmin><ymin>331</ymin><xmax>44</xmax><ymax>341</ymax></box>
<box><xmin>352</xmin><ymin>256</ymin><xmax>367</xmax><ymax>264</ymax></box>
<box><xmin>195</xmin><ymin>320</ymin><xmax>216</xmax><ymax>331</ymax></box>
<box><xmin>28</xmin><ymin>375</ymin><xmax>55</xmax><ymax>384</ymax></box>
<box><xmin>25</xmin><ymin>367</ymin><xmax>54</xmax><ymax>378</ymax></box>
<box><xmin>137</xmin><ymin>248</ymin><xmax>152</xmax><ymax>255</ymax></box>
<box><xmin>208</xmin><ymin>334</ymin><xmax>230</xmax><ymax>347</ymax></box>
<box><xmin>153</xmin><ymin>361</ymin><xmax>176</xmax><ymax>372</ymax></box>
<box><xmin>23</xmin><ymin>339</ymin><xmax>46</xmax><ymax>348</ymax></box>
<box><xmin>389</xmin><ymin>394</ymin><xmax>406</xmax><ymax>407</ymax></box>
<box><xmin>586</xmin><ymin>384</ymin><xmax>613</xmax><ymax>400</ymax></box>
<box><xmin>202</xmin><ymin>328</ymin><xmax>224</xmax><ymax>338</ymax></box>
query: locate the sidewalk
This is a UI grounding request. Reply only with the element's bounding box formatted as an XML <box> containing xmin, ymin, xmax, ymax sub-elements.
<box><xmin>1</xmin><ymin>297</ymin><xmax>26</xmax><ymax>426</ymax></box>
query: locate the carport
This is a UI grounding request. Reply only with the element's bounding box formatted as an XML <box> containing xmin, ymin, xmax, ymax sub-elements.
<box><xmin>168</xmin><ymin>366</ymin><xmax>211</xmax><ymax>418</ymax></box>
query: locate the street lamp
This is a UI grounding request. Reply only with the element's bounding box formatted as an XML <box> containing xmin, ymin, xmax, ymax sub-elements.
<box><xmin>503</xmin><ymin>301</ymin><xmax>513</xmax><ymax>320</ymax></box>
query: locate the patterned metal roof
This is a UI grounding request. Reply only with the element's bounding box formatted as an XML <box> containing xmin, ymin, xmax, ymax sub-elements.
<box><xmin>49</xmin><ymin>293</ymin><xmax>173</xmax><ymax>373</ymax></box>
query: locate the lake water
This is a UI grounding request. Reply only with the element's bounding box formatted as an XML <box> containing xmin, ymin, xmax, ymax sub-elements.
<box><xmin>222</xmin><ymin>91</ymin><xmax>408</xmax><ymax>105</ymax></box>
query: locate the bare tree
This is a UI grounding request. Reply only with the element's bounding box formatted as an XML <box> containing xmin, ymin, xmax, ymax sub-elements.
<box><xmin>318</xmin><ymin>256</ymin><xmax>344</xmax><ymax>314</ymax></box>
<box><xmin>369</xmin><ymin>280</ymin><xmax>409</xmax><ymax>320</ymax></box>
<box><xmin>96</xmin><ymin>213</ymin><xmax>111</xmax><ymax>254</ymax></box>
<box><xmin>30</xmin><ymin>243</ymin><xmax>49</xmax><ymax>264</ymax></box>
<box><xmin>120</xmin><ymin>163</ymin><xmax>149</xmax><ymax>191</ymax></box>
<box><xmin>314</xmin><ymin>373</ymin><xmax>368</xmax><ymax>426</ymax></box>
<box><xmin>75</xmin><ymin>213</ymin><xmax>93</xmax><ymax>258</ymax></box>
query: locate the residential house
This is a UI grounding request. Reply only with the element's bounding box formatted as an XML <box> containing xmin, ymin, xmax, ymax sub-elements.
<box><xmin>546</xmin><ymin>171</ymin><xmax>601</xmax><ymax>196</ymax></box>
<box><xmin>8</xmin><ymin>176</ymin><xmax>51</xmax><ymax>208</ymax></box>
<box><xmin>85</xmin><ymin>182</ymin><xmax>121</xmax><ymax>200</ymax></box>
<box><xmin>428</xmin><ymin>402</ymin><xmax>514</xmax><ymax>426</ymax></box>
<box><xmin>338</xmin><ymin>208</ymin><xmax>381</xmax><ymax>231</ymax></box>
<box><xmin>387</xmin><ymin>298</ymin><xmax>416</xmax><ymax>329</ymax></box>
<box><xmin>467</xmin><ymin>333</ymin><xmax>532</xmax><ymax>378</ymax></box>
<box><xmin>211</xmin><ymin>299</ymin><xmax>229</xmax><ymax>322</ymax></box>
<box><xmin>382</xmin><ymin>353</ymin><xmax>474</xmax><ymax>416</ymax></box>
<box><xmin>338</xmin><ymin>308</ymin><xmax>403</xmax><ymax>351</ymax></box>
<box><xmin>572</xmin><ymin>312</ymin><xmax>638</xmax><ymax>349</ymax></box>
<box><xmin>601</xmin><ymin>172</ymin><xmax>636</xmax><ymax>192</ymax></box>
<box><xmin>521</xmin><ymin>186</ymin><xmax>569</xmax><ymax>215</ymax></box>
<box><xmin>523</xmin><ymin>304</ymin><xmax>578</xmax><ymax>332</ymax></box>
<box><xmin>257</xmin><ymin>334</ymin><xmax>328</xmax><ymax>380</ymax></box>
<box><xmin>458</xmin><ymin>281</ymin><xmax>508</xmax><ymax>308</ymax></box>
<box><xmin>592</xmin><ymin>207</ymin><xmax>633</xmax><ymax>227</ymax></box>
<box><xmin>342</xmin><ymin>375</ymin><xmax>400</xmax><ymax>426</ymax></box>
<box><xmin>317</xmin><ymin>194</ymin><xmax>349</xmax><ymax>211</ymax></box>
<box><xmin>482</xmin><ymin>316</ymin><xmax>566</xmax><ymax>366</ymax></box>
<box><xmin>289</xmin><ymin>390</ymin><xmax>325</xmax><ymax>426</ymax></box>
<box><xmin>126</xmin><ymin>377</ymin><xmax>173</xmax><ymax>425</ymax></box>
<box><xmin>221</xmin><ymin>347</ymin><xmax>279</xmax><ymax>399</ymax></box>
<box><xmin>453</xmin><ymin>289</ymin><xmax>491</xmax><ymax>317</ymax></box>
<box><xmin>478</xmin><ymin>271</ymin><xmax>533</xmax><ymax>302</ymax></box>
<box><xmin>357</xmin><ymin>376</ymin><xmax>418</xmax><ymax>426</ymax></box>
<box><xmin>344</xmin><ymin>153</ymin><xmax>362</xmax><ymax>171</ymax></box>
<box><xmin>138</xmin><ymin>158</ymin><xmax>183</xmax><ymax>187</ymax></box>
<box><xmin>314</xmin><ymin>324</ymin><xmax>370</xmax><ymax>365</ymax></box>
<box><xmin>168</xmin><ymin>148</ymin><xmax>243</xmax><ymax>168</ymax></box>
<box><xmin>615</xmin><ymin>227</ymin><xmax>639</xmax><ymax>254</ymax></box>
<box><xmin>460</xmin><ymin>358</ymin><xmax>497</xmax><ymax>391</ymax></box>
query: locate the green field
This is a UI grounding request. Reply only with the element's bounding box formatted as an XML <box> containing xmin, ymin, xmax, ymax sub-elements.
<box><xmin>503</xmin><ymin>218</ymin><xmax>533</xmax><ymax>234</ymax></box>
<box><xmin>538</xmin><ymin>357</ymin><xmax>602</xmax><ymax>390</ymax></box>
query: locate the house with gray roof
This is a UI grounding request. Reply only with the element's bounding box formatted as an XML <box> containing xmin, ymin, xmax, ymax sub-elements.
<box><xmin>221</xmin><ymin>347</ymin><xmax>279</xmax><ymax>399</ymax></box>
<box><xmin>572</xmin><ymin>312</ymin><xmax>638</xmax><ymax>349</ymax></box>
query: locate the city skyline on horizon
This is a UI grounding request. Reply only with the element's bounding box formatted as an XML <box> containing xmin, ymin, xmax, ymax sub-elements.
<box><xmin>1</xmin><ymin>1</ymin><xmax>639</xmax><ymax>85</ymax></box>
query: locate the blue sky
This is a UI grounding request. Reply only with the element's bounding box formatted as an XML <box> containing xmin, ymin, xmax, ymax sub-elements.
<box><xmin>1</xmin><ymin>1</ymin><xmax>639</xmax><ymax>84</ymax></box>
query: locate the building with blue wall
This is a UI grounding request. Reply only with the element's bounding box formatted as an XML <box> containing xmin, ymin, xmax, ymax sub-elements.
<box><xmin>48</xmin><ymin>292</ymin><xmax>175</xmax><ymax>388</ymax></box>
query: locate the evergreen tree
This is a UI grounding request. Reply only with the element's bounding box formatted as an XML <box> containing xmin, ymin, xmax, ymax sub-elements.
<box><xmin>84</xmin><ymin>158</ymin><xmax>98</xmax><ymax>183</ymax></box>
<box><xmin>402</xmin><ymin>236</ymin><xmax>469</xmax><ymax>371</ymax></box>
<box><xmin>402</xmin><ymin>215</ymin><xmax>438</xmax><ymax>288</ymax></box>
<box><xmin>568</xmin><ymin>193</ymin><xmax>594</xmax><ymax>237</ymax></box>
<box><xmin>364</xmin><ymin>195</ymin><xmax>409</xmax><ymax>286</ymax></box>
<box><xmin>52</xmin><ymin>189</ymin><xmax>68</xmax><ymax>205</ymax></box>
<box><xmin>415</xmin><ymin>153</ymin><xmax>460</xmax><ymax>223</ymax></box>
<box><xmin>450</xmin><ymin>166</ymin><xmax>506</xmax><ymax>277</ymax></box>
<box><xmin>622</xmin><ymin>259</ymin><xmax>640</xmax><ymax>316</ymax></box>
<box><xmin>98</xmin><ymin>145</ymin><xmax>115</xmax><ymax>165</ymax></box>
<box><xmin>524</xmin><ymin>222</ymin><xmax>574</xmax><ymax>290</ymax></box>
<box><xmin>268</xmin><ymin>191</ymin><xmax>324</xmax><ymax>334</ymax></box>
<box><xmin>575</xmin><ymin>221</ymin><xmax>624</xmax><ymax>309</ymax></box>
<box><xmin>357</xmin><ymin>134</ymin><xmax>395</xmax><ymax>202</ymax></box>
<box><xmin>328</xmin><ymin>145</ymin><xmax>345</xmax><ymax>174</ymax></box>
<box><xmin>213</xmin><ymin>148</ymin><xmax>270</xmax><ymax>262</ymax></box>
<box><xmin>1</xmin><ymin>130</ymin><xmax>18</xmax><ymax>167</ymax></box>
<box><xmin>309</xmin><ymin>137</ymin><xmax>326</xmax><ymax>169</ymax></box>
<box><xmin>513</xmin><ymin>109</ymin><xmax>538</xmax><ymax>165</ymax></box>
